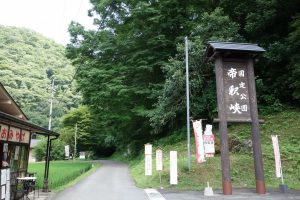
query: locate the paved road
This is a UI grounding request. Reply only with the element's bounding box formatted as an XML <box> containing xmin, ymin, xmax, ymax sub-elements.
<box><xmin>160</xmin><ymin>188</ymin><xmax>300</xmax><ymax>200</ymax></box>
<box><xmin>51</xmin><ymin>160</ymin><xmax>148</xmax><ymax>200</ymax></box>
<box><xmin>50</xmin><ymin>160</ymin><xmax>300</xmax><ymax>200</ymax></box>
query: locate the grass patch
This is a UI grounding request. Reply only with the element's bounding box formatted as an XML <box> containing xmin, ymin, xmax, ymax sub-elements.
<box><xmin>28</xmin><ymin>160</ymin><xmax>99</xmax><ymax>191</ymax></box>
<box><xmin>127</xmin><ymin>108</ymin><xmax>300</xmax><ymax>190</ymax></box>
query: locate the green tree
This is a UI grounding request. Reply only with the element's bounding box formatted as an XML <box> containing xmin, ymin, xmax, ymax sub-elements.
<box><xmin>0</xmin><ymin>26</ymin><xmax>81</xmax><ymax>131</ymax></box>
<box><xmin>66</xmin><ymin>0</ymin><xmax>300</xmax><ymax>155</ymax></box>
<box><xmin>34</xmin><ymin>138</ymin><xmax>65</xmax><ymax>161</ymax></box>
<box><xmin>67</xmin><ymin>0</ymin><xmax>217</xmax><ymax>153</ymax></box>
<box><xmin>149</xmin><ymin>8</ymin><xmax>243</xmax><ymax>133</ymax></box>
<box><xmin>60</xmin><ymin>105</ymin><xmax>93</xmax><ymax>153</ymax></box>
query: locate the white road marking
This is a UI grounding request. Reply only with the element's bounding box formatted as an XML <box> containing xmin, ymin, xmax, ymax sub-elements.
<box><xmin>144</xmin><ymin>189</ymin><xmax>166</xmax><ymax>200</ymax></box>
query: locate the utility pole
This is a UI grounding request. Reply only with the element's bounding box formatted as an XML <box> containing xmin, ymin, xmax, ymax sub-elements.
<box><xmin>74</xmin><ymin>123</ymin><xmax>77</xmax><ymax>160</ymax></box>
<box><xmin>48</xmin><ymin>79</ymin><xmax>55</xmax><ymax>130</ymax></box>
<box><xmin>43</xmin><ymin>78</ymin><xmax>55</xmax><ymax>191</ymax></box>
<box><xmin>185</xmin><ymin>36</ymin><xmax>191</xmax><ymax>172</ymax></box>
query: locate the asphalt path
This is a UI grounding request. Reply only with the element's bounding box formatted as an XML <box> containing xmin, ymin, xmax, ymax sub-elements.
<box><xmin>49</xmin><ymin>160</ymin><xmax>300</xmax><ymax>200</ymax></box>
<box><xmin>51</xmin><ymin>160</ymin><xmax>148</xmax><ymax>200</ymax></box>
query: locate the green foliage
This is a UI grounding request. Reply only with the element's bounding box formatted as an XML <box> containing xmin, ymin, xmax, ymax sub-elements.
<box><xmin>0</xmin><ymin>26</ymin><xmax>81</xmax><ymax>131</ymax></box>
<box><xmin>66</xmin><ymin>0</ymin><xmax>300</xmax><ymax>155</ymax></box>
<box><xmin>128</xmin><ymin>109</ymin><xmax>300</xmax><ymax>190</ymax></box>
<box><xmin>34</xmin><ymin>138</ymin><xmax>65</xmax><ymax>161</ymax></box>
<box><xmin>60</xmin><ymin>105</ymin><xmax>93</xmax><ymax>153</ymax></box>
<box><xmin>149</xmin><ymin>8</ymin><xmax>242</xmax><ymax>133</ymax></box>
<box><xmin>67</xmin><ymin>0</ymin><xmax>208</xmax><ymax>151</ymax></box>
<box><xmin>220</xmin><ymin>0</ymin><xmax>300</xmax><ymax>107</ymax></box>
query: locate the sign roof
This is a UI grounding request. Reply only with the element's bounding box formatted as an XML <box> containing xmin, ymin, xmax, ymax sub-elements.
<box><xmin>206</xmin><ymin>41</ymin><xmax>265</xmax><ymax>58</ymax></box>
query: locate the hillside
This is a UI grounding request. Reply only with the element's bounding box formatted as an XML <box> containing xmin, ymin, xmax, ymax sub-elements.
<box><xmin>126</xmin><ymin>108</ymin><xmax>300</xmax><ymax>190</ymax></box>
<box><xmin>0</xmin><ymin>26</ymin><xmax>81</xmax><ymax>131</ymax></box>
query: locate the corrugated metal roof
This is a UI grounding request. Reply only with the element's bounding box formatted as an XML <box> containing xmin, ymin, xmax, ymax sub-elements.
<box><xmin>206</xmin><ymin>41</ymin><xmax>265</xmax><ymax>58</ymax></box>
<box><xmin>208</xmin><ymin>41</ymin><xmax>265</xmax><ymax>52</ymax></box>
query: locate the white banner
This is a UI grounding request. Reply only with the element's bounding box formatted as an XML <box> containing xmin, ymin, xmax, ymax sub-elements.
<box><xmin>203</xmin><ymin>124</ymin><xmax>215</xmax><ymax>157</ymax></box>
<box><xmin>170</xmin><ymin>151</ymin><xmax>177</xmax><ymax>185</ymax></box>
<box><xmin>156</xmin><ymin>149</ymin><xmax>163</xmax><ymax>171</ymax></box>
<box><xmin>65</xmin><ymin>145</ymin><xmax>70</xmax><ymax>159</ymax></box>
<box><xmin>145</xmin><ymin>143</ymin><xmax>153</xmax><ymax>176</ymax></box>
<box><xmin>145</xmin><ymin>143</ymin><xmax>152</xmax><ymax>155</ymax></box>
<box><xmin>192</xmin><ymin>120</ymin><xmax>205</xmax><ymax>163</ymax></box>
<box><xmin>272</xmin><ymin>135</ymin><xmax>282</xmax><ymax>178</ymax></box>
<box><xmin>145</xmin><ymin>154</ymin><xmax>152</xmax><ymax>176</ymax></box>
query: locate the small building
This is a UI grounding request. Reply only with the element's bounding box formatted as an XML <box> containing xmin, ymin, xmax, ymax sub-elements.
<box><xmin>0</xmin><ymin>83</ymin><xmax>59</xmax><ymax>199</ymax></box>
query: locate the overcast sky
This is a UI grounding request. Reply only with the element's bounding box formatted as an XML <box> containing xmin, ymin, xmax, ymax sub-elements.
<box><xmin>0</xmin><ymin>0</ymin><xmax>95</xmax><ymax>45</ymax></box>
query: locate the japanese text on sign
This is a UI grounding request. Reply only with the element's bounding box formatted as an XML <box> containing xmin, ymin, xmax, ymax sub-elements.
<box><xmin>0</xmin><ymin>124</ymin><xmax>8</xmax><ymax>141</ymax></box>
<box><xmin>0</xmin><ymin>124</ymin><xmax>30</xmax><ymax>143</ymax></box>
<box><xmin>224</xmin><ymin>63</ymin><xmax>251</xmax><ymax>121</ymax></box>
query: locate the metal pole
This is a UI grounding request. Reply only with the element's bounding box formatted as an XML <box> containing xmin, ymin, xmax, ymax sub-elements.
<box><xmin>74</xmin><ymin>123</ymin><xmax>77</xmax><ymax>160</ymax></box>
<box><xmin>43</xmin><ymin>135</ymin><xmax>50</xmax><ymax>191</ymax></box>
<box><xmin>48</xmin><ymin>79</ymin><xmax>54</xmax><ymax>130</ymax></box>
<box><xmin>43</xmin><ymin>78</ymin><xmax>55</xmax><ymax>192</ymax></box>
<box><xmin>185</xmin><ymin>36</ymin><xmax>191</xmax><ymax>172</ymax></box>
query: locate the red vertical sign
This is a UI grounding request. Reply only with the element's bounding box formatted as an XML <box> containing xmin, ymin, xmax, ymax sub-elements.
<box><xmin>192</xmin><ymin>120</ymin><xmax>205</xmax><ymax>164</ymax></box>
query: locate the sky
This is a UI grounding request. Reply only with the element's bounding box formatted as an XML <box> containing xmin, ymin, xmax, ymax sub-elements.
<box><xmin>0</xmin><ymin>0</ymin><xmax>95</xmax><ymax>45</ymax></box>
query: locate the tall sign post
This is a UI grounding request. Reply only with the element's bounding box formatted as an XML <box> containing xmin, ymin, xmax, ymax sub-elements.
<box><xmin>206</xmin><ymin>42</ymin><xmax>266</xmax><ymax>195</ymax></box>
<box><xmin>156</xmin><ymin>148</ymin><xmax>163</xmax><ymax>183</ymax></box>
<box><xmin>145</xmin><ymin>143</ymin><xmax>152</xmax><ymax>176</ymax></box>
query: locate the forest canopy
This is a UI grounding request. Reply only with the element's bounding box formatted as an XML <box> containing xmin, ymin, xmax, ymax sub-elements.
<box><xmin>66</xmin><ymin>0</ymin><xmax>300</xmax><ymax>155</ymax></box>
<box><xmin>0</xmin><ymin>26</ymin><xmax>81</xmax><ymax>132</ymax></box>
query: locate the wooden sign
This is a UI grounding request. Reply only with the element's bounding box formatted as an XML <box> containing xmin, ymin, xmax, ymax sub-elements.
<box><xmin>145</xmin><ymin>143</ymin><xmax>153</xmax><ymax>176</ymax></box>
<box><xmin>145</xmin><ymin>154</ymin><xmax>152</xmax><ymax>176</ymax></box>
<box><xmin>206</xmin><ymin>41</ymin><xmax>266</xmax><ymax>195</ymax></box>
<box><xmin>144</xmin><ymin>143</ymin><xmax>152</xmax><ymax>155</ymax></box>
<box><xmin>223</xmin><ymin>62</ymin><xmax>251</xmax><ymax>121</ymax></box>
<box><xmin>19</xmin><ymin>130</ymin><xmax>30</xmax><ymax>144</ymax></box>
<box><xmin>8</xmin><ymin>127</ymin><xmax>21</xmax><ymax>143</ymax></box>
<box><xmin>156</xmin><ymin>149</ymin><xmax>163</xmax><ymax>171</ymax></box>
<box><xmin>170</xmin><ymin>151</ymin><xmax>178</xmax><ymax>185</ymax></box>
<box><xmin>0</xmin><ymin>124</ymin><xmax>8</xmax><ymax>141</ymax></box>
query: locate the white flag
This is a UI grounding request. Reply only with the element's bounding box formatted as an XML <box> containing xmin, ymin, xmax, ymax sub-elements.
<box><xmin>271</xmin><ymin>135</ymin><xmax>282</xmax><ymax>178</ymax></box>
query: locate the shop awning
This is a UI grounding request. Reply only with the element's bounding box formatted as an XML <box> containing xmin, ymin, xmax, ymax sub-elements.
<box><xmin>0</xmin><ymin>111</ymin><xmax>59</xmax><ymax>137</ymax></box>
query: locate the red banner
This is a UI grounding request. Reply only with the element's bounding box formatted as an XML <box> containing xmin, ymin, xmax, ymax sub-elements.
<box><xmin>193</xmin><ymin>120</ymin><xmax>205</xmax><ymax>164</ymax></box>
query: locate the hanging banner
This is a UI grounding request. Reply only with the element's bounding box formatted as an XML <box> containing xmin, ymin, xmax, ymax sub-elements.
<box><xmin>271</xmin><ymin>135</ymin><xmax>282</xmax><ymax>178</ymax></box>
<box><xmin>203</xmin><ymin>124</ymin><xmax>215</xmax><ymax>157</ymax></box>
<box><xmin>192</xmin><ymin>120</ymin><xmax>205</xmax><ymax>164</ymax></box>
<box><xmin>156</xmin><ymin>149</ymin><xmax>163</xmax><ymax>171</ymax></box>
<box><xmin>170</xmin><ymin>151</ymin><xmax>177</xmax><ymax>185</ymax></box>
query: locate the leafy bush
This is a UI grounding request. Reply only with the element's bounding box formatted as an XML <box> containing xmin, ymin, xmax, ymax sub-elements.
<box><xmin>34</xmin><ymin>138</ymin><xmax>65</xmax><ymax>161</ymax></box>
